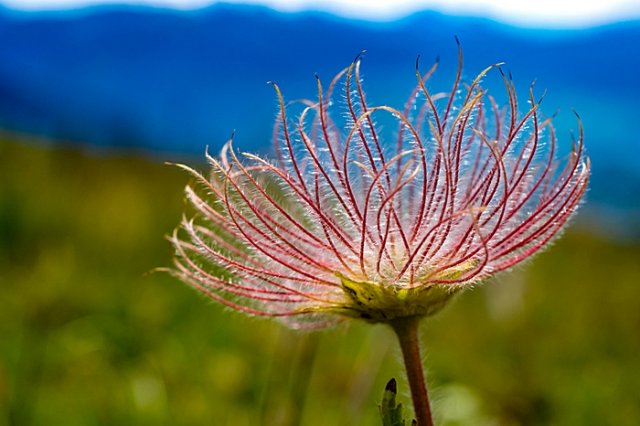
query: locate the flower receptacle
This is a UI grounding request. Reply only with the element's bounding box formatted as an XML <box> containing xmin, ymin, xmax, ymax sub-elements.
<box><xmin>331</xmin><ymin>273</ymin><xmax>462</xmax><ymax>323</ymax></box>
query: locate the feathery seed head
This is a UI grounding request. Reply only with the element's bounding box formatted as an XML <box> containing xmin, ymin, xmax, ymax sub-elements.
<box><xmin>168</xmin><ymin>47</ymin><xmax>590</xmax><ymax>328</ymax></box>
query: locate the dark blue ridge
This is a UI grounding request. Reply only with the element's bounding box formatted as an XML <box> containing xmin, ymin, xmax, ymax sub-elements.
<box><xmin>0</xmin><ymin>3</ymin><xmax>639</xmax><ymax>215</ymax></box>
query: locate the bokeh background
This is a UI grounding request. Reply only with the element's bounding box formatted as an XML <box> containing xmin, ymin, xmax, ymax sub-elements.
<box><xmin>1</xmin><ymin>1</ymin><xmax>639</xmax><ymax>425</ymax></box>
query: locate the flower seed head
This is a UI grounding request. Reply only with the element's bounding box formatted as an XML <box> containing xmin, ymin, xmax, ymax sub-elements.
<box><xmin>169</xmin><ymin>47</ymin><xmax>590</xmax><ymax>328</ymax></box>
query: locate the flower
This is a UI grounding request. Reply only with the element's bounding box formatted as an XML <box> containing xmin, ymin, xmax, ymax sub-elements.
<box><xmin>168</xmin><ymin>48</ymin><xmax>589</xmax><ymax>329</ymax></box>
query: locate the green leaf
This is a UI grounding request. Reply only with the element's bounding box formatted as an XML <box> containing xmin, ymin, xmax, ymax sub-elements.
<box><xmin>379</xmin><ymin>378</ymin><xmax>411</xmax><ymax>426</ymax></box>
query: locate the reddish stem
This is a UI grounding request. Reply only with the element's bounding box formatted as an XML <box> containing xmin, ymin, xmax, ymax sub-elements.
<box><xmin>390</xmin><ymin>317</ymin><xmax>434</xmax><ymax>426</ymax></box>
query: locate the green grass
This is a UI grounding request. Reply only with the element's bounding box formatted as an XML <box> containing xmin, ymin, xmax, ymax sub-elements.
<box><xmin>1</xmin><ymin>135</ymin><xmax>639</xmax><ymax>425</ymax></box>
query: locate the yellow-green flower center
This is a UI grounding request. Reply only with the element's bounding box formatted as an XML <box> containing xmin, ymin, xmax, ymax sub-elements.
<box><xmin>334</xmin><ymin>274</ymin><xmax>461</xmax><ymax>323</ymax></box>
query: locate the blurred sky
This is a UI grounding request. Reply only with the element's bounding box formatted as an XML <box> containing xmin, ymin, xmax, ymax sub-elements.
<box><xmin>1</xmin><ymin>0</ymin><xmax>639</xmax><ymax>235</ymax></box>
<box><xmin>3</xmin><ymin>0</ymin><xmax>640</xmax><ymax>27</ymax></box>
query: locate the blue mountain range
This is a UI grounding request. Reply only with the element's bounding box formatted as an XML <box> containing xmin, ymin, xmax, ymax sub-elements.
<box><xmin>0</xmin><ymin>4</ymin><xmax>639</xmax><ymax>225</ymax></box>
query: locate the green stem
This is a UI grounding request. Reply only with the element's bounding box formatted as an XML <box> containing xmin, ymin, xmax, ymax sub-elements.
<box><xmin>390</xmin><ymin>317</ymin><xmax>434</xmax><ymax>426</ymax></box>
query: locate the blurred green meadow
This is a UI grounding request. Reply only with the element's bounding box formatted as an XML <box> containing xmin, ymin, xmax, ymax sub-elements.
<box><xmin>1</xmin><ymin>134</ymin><xmax>639</xmax><ymax>426</ymax></box>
